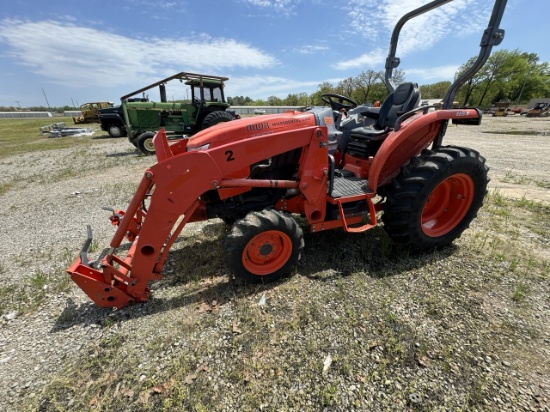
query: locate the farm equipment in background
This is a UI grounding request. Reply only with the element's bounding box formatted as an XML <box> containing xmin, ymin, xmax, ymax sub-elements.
<box><xmin>526</xmin><ymin>102</ymin><xmax>550</xmax><ymax>117</ymax></box>
<box><xmin>434</xmin><ymin>100</ymin><xmax>460</xmax><ymax>110</ymax></box>
<box><xmin>492</xmin><ymin>99</ymin><xmax>511</xmax><ymax>116</ymax></box>
<box><xmin>39</xmin><ymin>122</ymin><xmax>94</xmax><ymax>137</ymax></box>
<box><xmin>98</xmin><ymin>97</ymin><xmax>149</xmax><ymax>138</ymax></box>
<box><xmin>98</xmin><ymin>72</ymin><xmax>236</xmax><ymax>154</ymax></box>
<box><xmin>67</xmin><ymin>0</ymin><xmax>508</xmax><ymax>309</ymax></box>
<box><xmin>73</xmin><ymin>102</ymin><xmax>113</xmax><ymax>124</ymax></box>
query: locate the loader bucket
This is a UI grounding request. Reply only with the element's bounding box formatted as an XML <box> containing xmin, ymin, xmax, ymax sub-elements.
<box><xmin>66</xmin><ymin>130</ymin><xmax>210</xmax><ymax>308</ymax></box>
<box><xmin>66</xmin><ymin>225</ymin><xmax>136</xmax><ymax>308</ymax></box>
<box><xmin>68</xmin><ymin>259</ymin><xmax>135</xmax><ymax>308</ymax></box>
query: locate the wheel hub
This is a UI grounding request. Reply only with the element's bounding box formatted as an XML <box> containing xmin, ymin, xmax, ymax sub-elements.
<box><xmin>259</xmin><ymin>242</ymin><xmax>274</xmax><ymax>257</ymax></box>
<box><xmin>421</xmin><ymin>173</ymin><xmax>475</xmax><ymax>237</ymax></box>
<box><xmin>242</xmin><ymin>230</ymin><xmax>292</xmax><ymax>275</ymax></box>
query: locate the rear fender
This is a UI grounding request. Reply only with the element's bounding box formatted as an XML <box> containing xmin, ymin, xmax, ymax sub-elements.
<box><xmin>368</xmin><ymin>108</ymin><xmax>481</xmax><ymax>190</ymax></box>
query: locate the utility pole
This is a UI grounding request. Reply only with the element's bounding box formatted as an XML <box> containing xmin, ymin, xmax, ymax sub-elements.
<box><xmin>515</xmin><ymin>70</ymin><xmax>530</xmax><ymax>105</ymax></box>
<box><xmin>42</xmin><ymin>88</ymin><xmax>51</xmax><ymax>109</ymax></box>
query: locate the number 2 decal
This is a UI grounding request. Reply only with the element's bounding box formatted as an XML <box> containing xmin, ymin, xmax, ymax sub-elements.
<box><xmin>225</xmin><ymin>150</ymin><xmax>235</xmax><ymax>161</ymax></box>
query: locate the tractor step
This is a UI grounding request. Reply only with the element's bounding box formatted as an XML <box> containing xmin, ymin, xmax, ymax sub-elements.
<box><xmin>331</xmin><ymin>175</ymin><xmax>371</xmax><ymax>198</ymax></box>
<box><xmin>323</xmin><ymin>174</ymin><xmax>376</xmax><ymax>233</ymax></box>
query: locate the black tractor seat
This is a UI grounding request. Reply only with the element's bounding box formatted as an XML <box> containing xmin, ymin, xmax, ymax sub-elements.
<box><xmin>348</xmin><ymin>127</ymin><xmax>389</xmax><ymax>139</ymax></box>
<box><xmin>346</xmin><ymin>82</ymin><xmax>420</xmax><ymax>159</ymax></box>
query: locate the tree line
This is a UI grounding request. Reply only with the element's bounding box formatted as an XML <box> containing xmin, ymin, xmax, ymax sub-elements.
<box><xmin>3</xmin><ymin>49</ymin><xmax>547</xmax><ymax>111</ymax></box>
<box><xmin>0</xmin><ymin>105</ymin><xmax>78</xmax><ymax>113</ymax></box>
<box><xmin>228</xmin><ymin>49</ymin><xmax>549</xmax><ymax>108</ymax></box>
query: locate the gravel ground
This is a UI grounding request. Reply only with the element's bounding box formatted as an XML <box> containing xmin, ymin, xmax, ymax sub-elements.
<box><xmin>0</xmin><ymin>115</ymin><xmax>549</xmax><ymax>411</ymax></box>
<box><xmin>446</xmin><ymin>116</ymin><xmax>550</xmax><ymax>203</ymax></box>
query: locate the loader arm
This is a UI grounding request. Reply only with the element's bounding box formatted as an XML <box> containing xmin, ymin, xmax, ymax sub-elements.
<box><xmin>67</xmin><ymin>126</ymin><xmax>326</xmax><ymax>308</ymax></box>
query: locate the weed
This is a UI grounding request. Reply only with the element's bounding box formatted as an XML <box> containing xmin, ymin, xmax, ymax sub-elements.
<box><xmin>501</xmin><ymin>170</ymin><xmax>531</xmax><ymax>186</ymax></box>
<box><xmin>515</xmin><ymin>195</ymin><xmax>537</xmax><ymax>210</ymax></box>
<box><xmin>488</xmin><ymin>189</ymin><xmax>507</xmax><ymax>207</ymax></box>
<box><xmin>512</xmin><ymin>281</ymin><xmax>530</xmax><ymax>303</ymax></box>
<box><xmin>534</xmin><ymin>180</ymin><xmax>550</xmax><ymax>189</ymax></box>
<box><xmin>31</xmin><ymin>269</ymin><xmax>49</xmax><ymax>290</ymax></box>
<box><xmin>0</xmin><ymin>182</ymin><xmax>13</xmax><ymax>196</ymax></box>
<box><xmin>320</xmin><ymin>384</ymin><xmax>338</xmax><ymax>406</ymax></box>
<box><xmin>89</xmin><ymin>239</ymin><xmax>100</xmax><ymax>253</ymax></box>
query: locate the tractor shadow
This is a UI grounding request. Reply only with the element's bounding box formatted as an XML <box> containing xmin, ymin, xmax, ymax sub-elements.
<box><xmin>51</xmin><ymin>222</ymin><xmax>280</xmax><ymax>332</ymax></box>
<box><xmin>299</xmin><ymin>225</ymin><xmax>458</xmax><ymax>281</ymax></box>
<box><xmin>51</xmin><ymin>223</ymin><xmax>458</xmax><ymax>332</ymax></box>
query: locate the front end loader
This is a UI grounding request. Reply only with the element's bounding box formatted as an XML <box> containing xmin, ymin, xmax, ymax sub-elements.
<box><xmin>67</xmin><ymin>0</ymin><xmax>507</xmax><ymax>309</ymax></box>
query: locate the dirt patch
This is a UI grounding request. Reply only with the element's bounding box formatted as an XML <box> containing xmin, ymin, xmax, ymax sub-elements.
<box><xmin>447</xmin><ymin>115</ymin><xmax>550</xmax><ymax>202</ymax></box>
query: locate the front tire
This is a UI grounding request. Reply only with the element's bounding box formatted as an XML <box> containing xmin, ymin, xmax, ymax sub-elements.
<box><xmin>136</xmin><ymin>132</ymin><xmax>156</xmax><ymax>155</ymax></box>
<box><xmin>225</xmin><ymin>209</ymin><xmax>304</xmax><ymax>283</ymax></box>
<box><xmin>382</xmin><ymin>146</ymin><xmax>488</xmax><ymax>251</ymax></box>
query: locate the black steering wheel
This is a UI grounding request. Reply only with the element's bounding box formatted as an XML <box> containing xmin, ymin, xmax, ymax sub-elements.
<box><xmin>321</xmin><ymin>93</ymin><xmax>358</xmax><ymax>112</ymax></box>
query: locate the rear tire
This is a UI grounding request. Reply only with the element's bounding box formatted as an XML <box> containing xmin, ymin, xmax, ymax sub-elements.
<box><xmin>225</xmin><ymin>209</ymin><xmax>304</xmax><ymax>283</ymax></box>
<box><xmin>381</xmin><ymin>146</ymin><xmax>488</xmax><ymax>251</ymax></box>
<box><xmin>201</xmin><ymin>111</ymin><xmax>234</xmax><ymax>130</ymax></box>
<box><xmin>136</xmin><ymin>132</ymin><xmax>156</xmax><ymax>155</ymax></box>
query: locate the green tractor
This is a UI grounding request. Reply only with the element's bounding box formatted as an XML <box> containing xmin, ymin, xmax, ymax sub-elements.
<box><xmin>117</xmin><ymin>72</ymin><xmax>235</xmax><ymax>155</ymax></box>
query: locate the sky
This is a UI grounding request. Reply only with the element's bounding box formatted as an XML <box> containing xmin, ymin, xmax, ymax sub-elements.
<box><xmin>0</xmin><ymin>0</ymin><xmax>546</xmax><ymax>108</ymax></box>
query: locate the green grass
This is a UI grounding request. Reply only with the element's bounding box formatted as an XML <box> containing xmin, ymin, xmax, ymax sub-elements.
<box><xmin>0</xmin><ymin>261</ymin><xmax>73</xmax><ymax>316</ymax></box>
<box><xmin>0</xmin><ymin>117</ymin><xmax>106</xmax><ymax>159</ymax></box>
<box><xmin>0</xmin><ymin>118</ymin><xmax>145</xmax><ymax>198</ymax></box>
<box><xmin>501</xmin><ymin>170</ymin><xmax>550</xmax><ymax>190</ymax></box>
<box><xmin>0</xmin><ymin>182</ymin><xmax>13</xmax><ymax>195</ymax></box>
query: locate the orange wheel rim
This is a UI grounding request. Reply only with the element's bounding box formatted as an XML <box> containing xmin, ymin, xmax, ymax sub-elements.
<box><xmin>422</xmin><ymin>173</ymin><xmax>474</xmax><ymax>237</ymax></box>
<box><xmin>242</xmin><ymin>230</ymin><xmax>292</xmax><ymax>275</ymax></box>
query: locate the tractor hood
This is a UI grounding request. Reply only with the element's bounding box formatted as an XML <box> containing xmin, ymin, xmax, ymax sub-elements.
<box><xmin>187</xmin><ymin>111</ymin><xmax>317</xmax><ymax>150</ymax></box>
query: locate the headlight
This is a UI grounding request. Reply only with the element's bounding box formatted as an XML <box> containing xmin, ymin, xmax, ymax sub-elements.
<box><xmin>187</xmin><ymin>143</ymin><xmax>210</xmax><ymax>152</ymax></box>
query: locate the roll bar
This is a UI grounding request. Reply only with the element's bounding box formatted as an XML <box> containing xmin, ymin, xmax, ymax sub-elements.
<box><xmin>441</xmin><ymin>0</ymin><xmax>506</xmax><ymax>109</ymax></box>
<box><xmin>384</xmin><ymin>0</ymin><xmax>452</xmax><ymax>91</ymax></box>
<box><xmin>384</xmin><ymin>0</ymin><xmax>507</xmax><ymax>111</ymax></box>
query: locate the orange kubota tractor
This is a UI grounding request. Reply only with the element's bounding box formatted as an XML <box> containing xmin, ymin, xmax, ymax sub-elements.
<box><xmin>67</xmin><ymin>0</ymin><xmax>508</xmax><ymax>308</ymax></box>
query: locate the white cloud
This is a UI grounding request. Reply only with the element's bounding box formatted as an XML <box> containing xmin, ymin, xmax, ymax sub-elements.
<box><xmin>240</xmin><ymin>0</ymin><xmax>298</xmax><ymax>15</ymax></box>
<box><xmin>342</xmin><ymin>0</ymin><xmax>492</xmax><ymax>60</ymax></box>
<box><xmin>0</xmin><ymin>19</ymin><xmax>278</xmax><ymax>89</ymax></box>
<box><xmin>227</xmin><ymin>75</ymin><xmax>320</xmax><ymax>98</ymax></box>
<box><xmin>294</xmin><ymin>45</ymin><xmax>330</xmax><ymax>55</ymax></box>
<box><xmin>405</xmin><ymin>65</ymin><xmax>460</xmax><ymax>83</ymax></box>
<box><xmin>334</xmin><ymin>48</ymin><xmax>386</xmax><ymax>70</ymax></box>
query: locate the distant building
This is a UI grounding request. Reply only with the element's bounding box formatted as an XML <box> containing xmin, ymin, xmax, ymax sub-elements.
<box><xmin>0</xmin><ymin>112</ymin><xmax>52</xmax><ymax>119</ymax></box>
<box><xmin>230</xmin><ymin>106</ymin><xmax>307</xmax><ymax>115</ymax></box>
<box><xmin>63</xmin><ymin>111</ymin><xmax>82</xmax><ymax>117</ymax></box>
<box><xmin>525</xmin><ymin>98</ymin><xmax>550</xmax><ymax>109</ymax></box>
